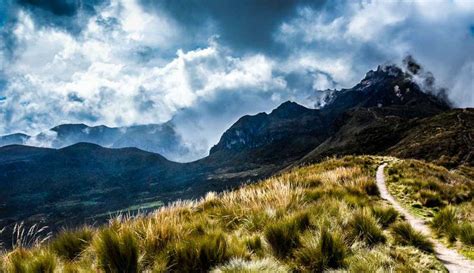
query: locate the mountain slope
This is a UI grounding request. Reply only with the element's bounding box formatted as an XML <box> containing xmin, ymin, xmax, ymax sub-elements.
<box><xmin>299</xmin><ymin>108</ymin><xmax>473</xmax><ymax>168</ymax></box>
<box><xmin>387</xmin><ymin>108</ymin><xmax>473</xmax><ymax>167</ymax></box>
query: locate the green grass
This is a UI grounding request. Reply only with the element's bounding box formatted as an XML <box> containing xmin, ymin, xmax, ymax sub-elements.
<box><xmin>391</xmin><ymin>222</ymin><xmax>434</xmax><ymax>253</ymax></box>
<box><xmin>264</xmin><ymin>212</ymin><xmax>310</xmax><ymax>258</ymax></box>
<box><xmin>385</xmin><ymin>159</ymin><xmax>473</xmax><ymax>258</ymax></box>
<box><xmin>166</xmin><ymin>232</ymin><xmax>230</xmax><ymax>272</ymax></box>
<box><xmin>295</xmin><ymin>228</ymin><xmax>347</xmax><ymax>272</ymax></box>
<box><xmin>0</xmin><ymin>156</ymin><xmax>447</xmax><ymax>272</ymax></box>
<box><xmin>50</xmin><ymin>228</ymin><xmax>93</xmax><ymax>261</ymax></box>
<box><xmin>347</xmin><ymin>209</ymin><xmax>386</xmax><ymax>246</ymax></box>
<box><xmin>371</xmin><ymin>205</ymin><xmax>399</xmax><ymax>228</ymax></box>
<box><xmin>94</xmin><ymin>228</ymin><xmax>139</xmax><ymax>273</ymax></box>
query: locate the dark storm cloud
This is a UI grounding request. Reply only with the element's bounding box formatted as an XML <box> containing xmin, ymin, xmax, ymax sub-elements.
<box><xmin>15</xmin><ymin>0</ymin><xmax>109</xmax><ymax>34</ymax></box>
<box><xmin>139</xmin><ymin>0</ymin><xmax>327</xmax><ymax>53</ymax></box>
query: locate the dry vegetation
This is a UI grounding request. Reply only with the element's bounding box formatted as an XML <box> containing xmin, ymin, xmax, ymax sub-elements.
<box><xmin>0</xmin><ymin>156</ymin><xmax>447</xmax><ymax>272</ymax></box>
<box><xmin>385</xmin><ymin>159</ymin><xmax>474</xmax><ymax>259</ymax></box>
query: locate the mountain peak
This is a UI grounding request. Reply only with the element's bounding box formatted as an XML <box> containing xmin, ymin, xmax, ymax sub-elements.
<box><xmin>271</xmin><ymin>101</ymin><xmax>312</xmax><ymax>118</ymax></box>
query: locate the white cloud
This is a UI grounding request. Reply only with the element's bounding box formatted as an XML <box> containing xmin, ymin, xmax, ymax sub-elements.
<box><xmin>275</xmin><ymin>0</ymin><xmax>474</xmax><ymax>106</ymax></box>
<box><xmin>2</xmin><ymin>0</ymin><xmax>473</xmax><ymax>160</ymax></box>
<box><xmin>1</xmin><ymin>0</ymin><xmax>310</xmax><ymax>160</ymax></box>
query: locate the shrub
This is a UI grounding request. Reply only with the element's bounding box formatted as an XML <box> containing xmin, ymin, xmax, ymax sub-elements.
<box><xmin>50</xmin><ymin>228</ymin><xmax>93</xmax><ymax>261</ymax></box>
<box><xmin>391</xmin><ymin>222</ymin><xmax>434</xmax><ymax>253</ymax></box>
<box><xmin>166</xmin><ymin>232</ymin><xmax>230</xmax><ymax>272</ymax></box>
<box><xmin>348</xmin><ymin>210</ymin><xmax>386</xmax><ymax>246</ymax></box>
<box><xmin>371</xmin><ymin>206</ymin><xmax>398</xmax><ymax>228</ymax></box>
<box><xmin>458</xmin><ymin>223</ymin><xmax>474</xmax><ymax>246</ymax></box>
<box><xmin>95</xmin><ymin>229</ymin><xmax>139</xmax><ymax>273</ymax></box>
<box><xmin>295</xmin><ymin>228</ymin><xmax>347</xmax><ymax>272</ymax></box>
<box><xmin>264</xmin><ymin>213</ymin><xmax>310</xmax><ymax>258</ymax></box>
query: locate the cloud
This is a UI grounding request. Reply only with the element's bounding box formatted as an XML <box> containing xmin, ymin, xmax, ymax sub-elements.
<box><xmin>140</xmin><ymin>0</ymin><xmax>328</xmax><ymax>53</ymax></box>
<box><xmin>1</xmin><ymin>0</ymin><xmax>473</xmax><ymax>161</ymax></box>
<box><xmin>275</xmin><ymin>0</ymin><xmax>474</xmax><ymax>106</ymax></box>
<box><xmin>0</xmin><ymin>0</ymin><xmax>320</xmax><ymax>160</ymax></box>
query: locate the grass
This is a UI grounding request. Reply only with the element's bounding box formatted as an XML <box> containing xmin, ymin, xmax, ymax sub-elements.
<box><xmin>94</xmin><ymin>228</ymin><xmax>139</xmax><ymax>273</ymax></box>
<box><xmin>347</xmin><ymin>209</ymin><xmax>386</xmax><ymax>246</ymax></box>
<box><xmin>50</xmin><ymin>228</ymin><xmax>93</xmax><ymax>261</ymax></box>
<box><xmin>264</xmin><ymin>213</ymin><xmax>308</xmax><ymax>258</ymax></box>
<box><xmin>371</xmin><ymin>205</ymin><xmax>399</xmax><ymax>228</ymax></box>
<box><xmin>385</xmin><ymin>159</ymin><xmax>474</xmax><ymax>258</ymax></box>
<box><xmin>295</xmin><ymin>228</ymin><xmax>347</xmax><ymax>272</ymax></box>
<box><xmin>165</xmin><ymin>231</ymin><xmax>233</xmax><ymax>273</ymax></box>
<box><xmin>391</xmin><ymin>222</ymin><xmax>434</xmax><ymax>253</ymax></box>
<box><xmin>0</xmin><ymin>156</ymin><xmax>447</xmax><ymax>272</ymax></box>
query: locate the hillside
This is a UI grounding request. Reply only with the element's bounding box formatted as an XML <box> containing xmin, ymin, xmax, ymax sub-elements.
<box><xmin>1</xmin><ymin>157</ymin><xmax>456</xmax><ymax>272</ymax></box>
<box><xmin>300</xmin><ymin>108</ymin><xmax>473</xmax><ymax>168</ymax></box>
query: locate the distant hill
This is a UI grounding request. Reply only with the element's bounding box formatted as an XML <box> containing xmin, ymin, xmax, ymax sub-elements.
<box><xmin>0</xmin><ymin>122</ymin><xmax>190</xmax><ymax>162</ymax></box>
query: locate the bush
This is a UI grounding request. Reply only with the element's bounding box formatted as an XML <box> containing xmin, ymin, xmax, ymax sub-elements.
<box><xmin>458</xmin><ymin>223</ymin><xmax>474</xmax><ymax>246</ymax></box>
<box><xmin>95</xmin><ymin>229</ymin><xmax>139</xmax><ymax>273</ymax></box>
<box><xmin>166</xmin><ymin>232</ymin><xmax>230</xmax><ymax>273</ymax></box>
<box><xmin>50</xmin><ymin>228</ymin><xmax>93</xmax><ymax>261</ymax></box>
<box><xmin>295</xmin><ymin>228</ymin><xmax>347</xmax><ymax>272</ymax></box>
<box><xmin>264</xmin><ymin>213</ymin><xmax>310</xmax><ymax>258</ymax></box>
<box><xmin>371</xmin><ymin>206</ymin><xmax>398</xmax><ymax>228</ymax></box>
<box><xmin>348</xmin><ymin>210</ymin><xmax>386</xmax><ymax>246</ymax></box>
<box><xmin>391</xmin><ymin>222</ymin><xmax>434</xmax><ymax>253</ymax></box>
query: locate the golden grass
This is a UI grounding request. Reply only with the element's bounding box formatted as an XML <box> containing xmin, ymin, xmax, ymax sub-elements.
<box><xmin>0</xmin><ymin>156</ymin><xmax>447</xmax><ymax>272</ymax></box>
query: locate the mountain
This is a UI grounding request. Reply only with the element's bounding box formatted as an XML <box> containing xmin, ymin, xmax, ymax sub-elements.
<box><xmin>0</xmin><ymin>122</ymin><xmax>190</xmax><ymax>161</ymax></box>
<box><xmin>0</xmin><ymin>133</ymin><xmax>30</xmax><ymax>146</ymax></box>
<box><xmin>387</xmin><ymin>108</ymin><xmax>473</xmax><ymax>167</ymax></box>
<box><xmin>0</xmin><ymin>63</ymin><xmax>468</xmax><ymax>244</ymax></box>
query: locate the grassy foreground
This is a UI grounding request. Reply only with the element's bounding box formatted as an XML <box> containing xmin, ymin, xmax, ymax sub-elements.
<box><xmin>385</xmin><ymin>159</ymin><xmax>474</xmax><ymax>259</ymax></box>
<box><xmin>1</xmin><ymin>156</ymin><xmax>447</xmax><ymax>272</ymax></box>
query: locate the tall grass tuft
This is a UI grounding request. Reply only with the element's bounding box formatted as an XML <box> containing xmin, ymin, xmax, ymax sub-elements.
<box><xmin>264</xmin><ymin>213</ymin><xmax>310</xmax><ymax>258</ymax></box>
<box><xmin>94</xmin><ymin>228</ymin><xmax>139</xmax><ymax>273</ymax></box>
<box><xmin>431</xmin><ymin>206</ymin><xmax>457</xmax><ymax>240</ymax></box>
<box><xmin>50</xmin><ymin>228</ymin><xmax>93</xmax><ymax>261</ymax></box>
<box><xmin>458</xmin><ymin>223</ymin><xmax>474</xmax><ymax>246</ymax></box>
<box><xmin>29</xmin><ymin>251</ymin><xmax>57</xmax><ymax>273</ymax></box>
<box><xmin>391</xmin><ymin>222</ymin><xmax>434</xmax><ymax>253</ymax></box>
<box><xmin>244</xmin><ymin>235</ymin><xmax>263</xmax><ymax>255</ymax></box>
<box><xmin>166</xmin><ymin>231</ymin><xmax>230</xmax><ymax>273</ymax></box>
<box><xmin>12</xmin><ymin>222</ymin><xmax>52</xmax><ymax>249</ymax></box>
<box><xmin>348</xmin><ymin>209</ymin><xmax>386</xmax><ymax>246</ymax></box>
<box><xmin>295</xmin><ymin>228</ymin><xmax>347</xmax><ymax>272</ymax></box>
<box><xmin>211</xmin><ymin>258</ymin><xmax>290</xmax><ymax>273</ymax></box>
<box><xmin>371</xmin><ymin>206</ymin><xmax>398</xmax><ymax>228</ymax></box>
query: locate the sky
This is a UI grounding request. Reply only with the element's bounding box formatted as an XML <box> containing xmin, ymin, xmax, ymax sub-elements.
<box><xmin>0</xmin><ymin>0</ymin><xmax>473</xmax><ymax>159</ymax></box>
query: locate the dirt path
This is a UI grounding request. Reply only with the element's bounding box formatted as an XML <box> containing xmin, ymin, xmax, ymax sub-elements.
<box><xmin>376</xmin><ymin>163</ymin><xmax>474</xmax><ymax>273</ymax></box>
